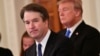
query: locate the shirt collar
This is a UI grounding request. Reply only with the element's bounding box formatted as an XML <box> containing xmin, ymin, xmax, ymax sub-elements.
<box><xmin>36</xmin><ymin>29</ymin><xmax>51</xmax><ymax>55</ymax></box>
<box><xmin>67</xmin><ymin>19</ymin><xmax>82</xmax><ymax>37</ymax></box>
<box><xmin>40</xmin><ymin>29</ymin><xmax>51</xmax><ymax>47</ymax></box>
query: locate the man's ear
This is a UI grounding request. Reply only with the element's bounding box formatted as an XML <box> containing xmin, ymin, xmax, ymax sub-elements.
<box><xmin>44</xmin><ymin>20</ymin><xmax>49</xmax><ymax>27</ymax></box>
<box><xmin>75</xmin><ymin>9</ymin><xmax>81</xmax><ymax>17</ymax></box>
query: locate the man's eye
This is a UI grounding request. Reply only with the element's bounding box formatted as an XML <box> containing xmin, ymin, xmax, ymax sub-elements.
<box><xmin>32</xmin><ymin>19</ymin><xmax>39</xmax><ymax>22</ymax></box>
<box><xmin>63</xmin><ymin>8</ymin><xmax>68</xmax><ymax>11</ymax></box>
<box><xmin>33</xmin><ymin>20</ymin><xmax>38</xmax><ymax>22</ymax></box>
<box><xmin>24</xmin><ymin>21</ymin><xmax>30</xmax><ymax>24</ymax></box>
<box><xmin>58</xmin><ymin>8</ymin><xmax>69</xmax><ymax>12</ymax></box>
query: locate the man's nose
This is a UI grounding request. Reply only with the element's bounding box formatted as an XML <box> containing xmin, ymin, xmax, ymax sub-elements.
<box><xmin>29</xmin><ymin>22</ymin><xmax>35</xmax><ymax>29</ymax></box>
<box><xmin>59</xmin><ymin>12</ymin><xmax>64</xmax><ymax>16</ymax></box>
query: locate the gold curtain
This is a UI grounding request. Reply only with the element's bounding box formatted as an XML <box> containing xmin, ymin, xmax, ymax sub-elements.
<box><xmin>33</xmin><ymin>0</ymin><xmax>64</xmax><ymax>32</ymax></box>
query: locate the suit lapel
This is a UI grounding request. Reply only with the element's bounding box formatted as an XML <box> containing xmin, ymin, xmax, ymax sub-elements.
<box><xmin>43</xmin><ymin>31</ymin><xmax>57</xmax><ymax>56</ymax></box>
<box><xmin>59</xmin><ymin>21</ymin><xmax>86</xmax><ymax>41</ymax></box>
<box><xmin>70</xmin><ymin>21</ymin><xmax>86</xmax><ymax>41</ymax></box>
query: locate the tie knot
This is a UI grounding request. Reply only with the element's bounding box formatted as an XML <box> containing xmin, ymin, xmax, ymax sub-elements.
<box><xmin>38</xmin><ymin>43</ymin><xmax>42</xmax><ymax>50</ymax></box>
<box><xmin>65</xmin><ymin>29</ymin><xmax>71</xmax><ymax>38</ymax></box>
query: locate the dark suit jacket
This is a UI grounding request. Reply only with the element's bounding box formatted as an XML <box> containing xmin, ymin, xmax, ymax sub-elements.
<box><xmin>58</xmin><ymin>21</ymin><xmax>100</xmax><ymax>56</ymax></box>
<box><xmin>0</xmin><ymin>47</ymin><xmax>13</xmax><ymax>56</ymax></box>
<box><xmin>24</xmin><ymin>31</ymin><xmax>72</xmax><ymax>56</ymax></box>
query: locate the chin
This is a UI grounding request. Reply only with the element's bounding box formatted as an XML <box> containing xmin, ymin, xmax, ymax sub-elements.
<box><xmin>61</xmin><ymin>22</ymin><xmax>66</xmax><ymax>25</ymax></box>
<box><xmin>31</xmin><ymin>35</ymin><xmax>38</xmax><ymax>38</ymax></box>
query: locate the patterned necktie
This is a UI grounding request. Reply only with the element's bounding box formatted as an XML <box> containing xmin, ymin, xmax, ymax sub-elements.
<box><xmin>38</xmin><ymin>44</ymin><xmax>42</xmax><ymax>56</ymax></box>
<box><xmin>65</xmin><ymin>29</ymin><xmax>71</xmax><ymax>38</ymax></box>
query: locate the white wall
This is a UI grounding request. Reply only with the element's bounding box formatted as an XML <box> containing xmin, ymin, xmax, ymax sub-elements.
<box><xmin>0</xmin><ymin>0</ymin><xmax>100</xmax><ymax>56</ymax></box>
<box><xmin>0</xmin><ymin>0</ymin><xmax>7</xmax><ymax>47</ymax></box>
<box><xmin>82</xmin><ymin>0</ymin><xmax>100</xmax><ymax>31</ymax></box>
<box><xmin>0</xmin><ymin>0</ymin><xmax>32</xmax><ymax>56</ymax></box>
<box><xmin>95</xmin><ymin>0</ymin><xmax>100</xmax><ymax>31</ymax></box>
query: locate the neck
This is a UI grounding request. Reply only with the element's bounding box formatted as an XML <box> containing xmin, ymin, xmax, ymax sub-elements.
<box><xmin>36</xmin><ymin>29</ymin><xmax>48</xmax><ymax>43</ymax></box>
<box><xmin>65</xmin><ymin>17</ymin><xmax>81</xmax><ymax>28</ymax></box>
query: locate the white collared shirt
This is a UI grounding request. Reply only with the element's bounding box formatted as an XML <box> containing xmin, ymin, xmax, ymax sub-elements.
<box><xmin>67</xmin><ymin>19</ymin><xmax>82</xmax><ymax>38</ymax></box>
<box><xmin>36</xmin><ymin>29</ymin><xmax>51</xmax><ymax>56</ymax></box>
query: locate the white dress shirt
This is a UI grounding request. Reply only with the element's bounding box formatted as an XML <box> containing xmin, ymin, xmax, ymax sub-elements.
<box><xmin>36</xmin><ymin>29</ymin><xmax>51</xmax><ymax>56</ymax></box>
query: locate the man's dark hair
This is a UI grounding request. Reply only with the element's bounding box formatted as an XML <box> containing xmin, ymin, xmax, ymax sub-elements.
<box><xmin>20</xmin><ymin>3</ymin><xmax>49</xmax><ymax>21</ymax></box>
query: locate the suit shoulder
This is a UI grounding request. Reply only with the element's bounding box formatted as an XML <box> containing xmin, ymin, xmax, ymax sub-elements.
<box><xmin>85</xmin><ymin>24</ymin><xmax>100</xmax><ymax>33</ymax></box>
<box><xmin>0</xmin><ymin>47</ymin><xmax>11</xmax><ymax>52</ymax></box>
<box><xmin>0</xmin><ymin>47</ymin><xmax>13</xmax><ymax>56</ymax></box>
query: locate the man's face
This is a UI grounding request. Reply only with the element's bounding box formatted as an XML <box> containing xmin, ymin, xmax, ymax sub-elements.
<box><xmin>58</xmin><ymin>2</ymin><xmax>79</xmax><ymax>26</ymax></box>
<box><xmin>23</xmin><ymin>11</ymin><xmax>48</xmax><ymax>40</ymax></box>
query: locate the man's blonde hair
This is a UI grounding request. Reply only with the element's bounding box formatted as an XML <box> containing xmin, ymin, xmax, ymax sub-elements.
<box><xmin>57</xmin><ymin>0</ymin><xmax>83</xmax><ymax>16</ymax></box>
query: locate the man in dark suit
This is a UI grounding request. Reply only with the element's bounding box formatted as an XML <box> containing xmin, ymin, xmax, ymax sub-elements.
<box><xmin>58</xmin><ymin>0</ymin><xmax>100</xmax><ymax>56</ymax></box>
<box><xmin>20</xmin><ymin>3</ymin><xmax>71</xmax><ymax>56</ymax></box>
<box><xmin>0</xmin><ymin>33</ymin><xmax>13</xmax><ymax>56</ymax></box>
